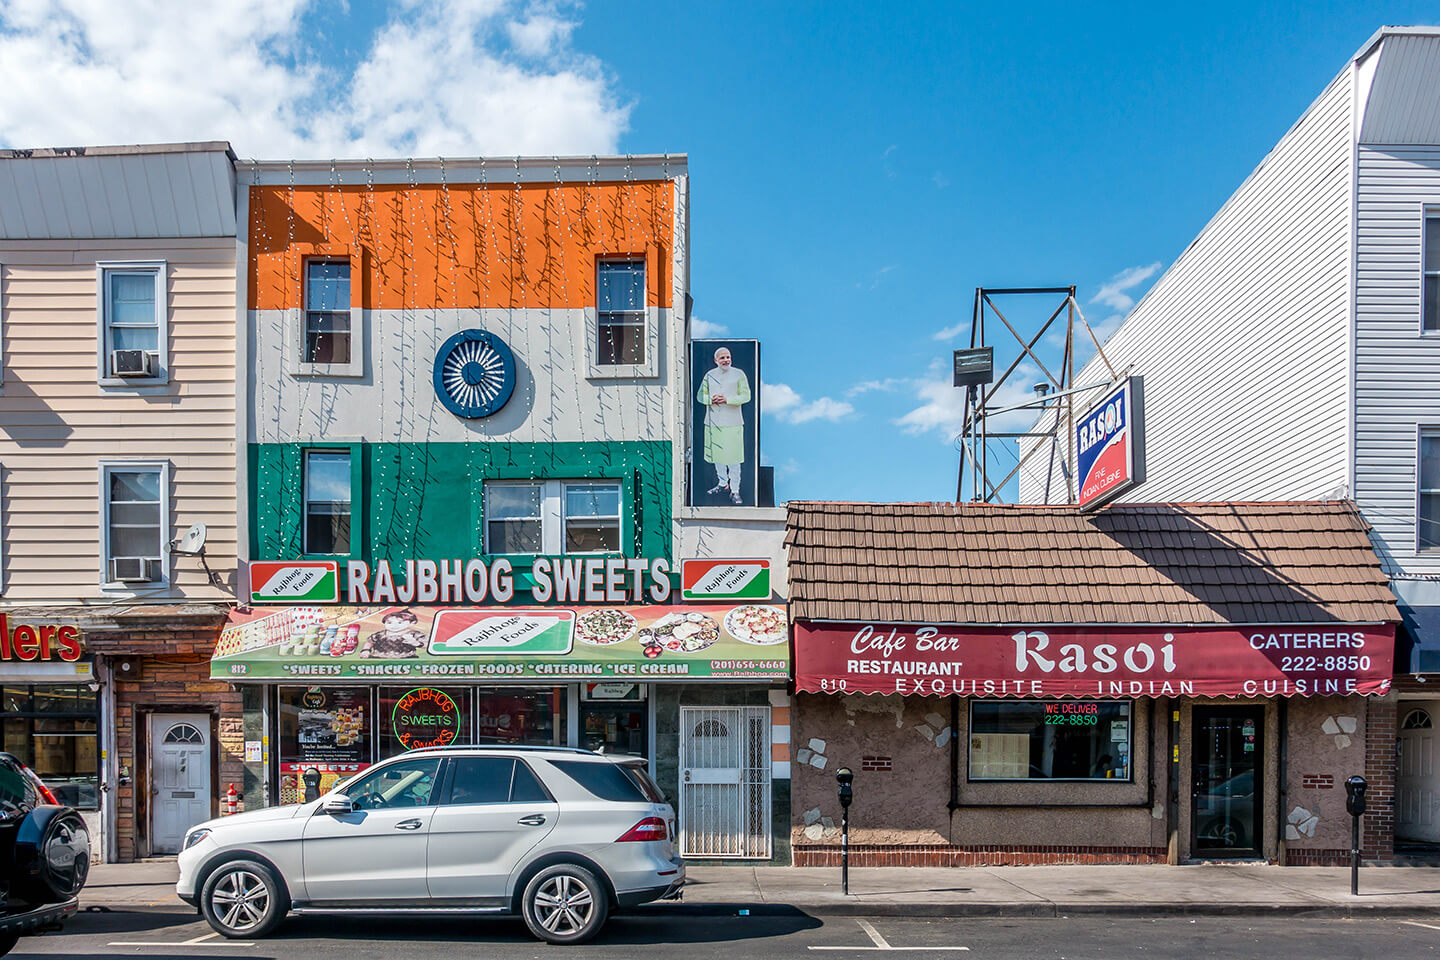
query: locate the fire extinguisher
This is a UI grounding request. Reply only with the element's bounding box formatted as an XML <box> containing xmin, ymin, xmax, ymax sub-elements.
<box><xmin>225</xmin><ymin>783</ymin><xmax>239</xmax><ymax>816</ymax></box>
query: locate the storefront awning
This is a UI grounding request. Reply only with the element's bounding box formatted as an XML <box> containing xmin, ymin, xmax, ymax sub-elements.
<box><xmin>794</xmin><ymin>621</ymin><xmax>1396</xmax><ymax>698</ymax></box>
<box><xmin>212</xmin><ymin>602</ymin><xmax>788</xmax><ymax>683</ymax></box>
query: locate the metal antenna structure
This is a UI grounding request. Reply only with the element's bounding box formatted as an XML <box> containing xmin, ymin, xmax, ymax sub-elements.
<box><xmin>955</xmin><ymin>286</ymin><xmax>1120</xmax><ymax>504</ymax></box>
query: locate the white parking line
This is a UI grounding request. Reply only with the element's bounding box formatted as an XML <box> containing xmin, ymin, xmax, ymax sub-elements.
<box><xmin>809</xmin><ymin>918</ymin><xmax>971</xmax><ymax>951</ymax></box>
<box><xmin>1402</xmin><ymin>921</ymin><xmax>1440</xmax><ymax>932</ymax></box>
<box><xmin>106</xmin><ymin>932</ymin><xmax>255</xmax><ymax>947</ymax></box>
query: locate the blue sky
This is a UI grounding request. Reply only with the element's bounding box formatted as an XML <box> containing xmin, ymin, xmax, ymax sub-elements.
<box><xmin>2</xmin><ymin>0</ymin><xmax>1435</xmax><ymax>504</ymax></box>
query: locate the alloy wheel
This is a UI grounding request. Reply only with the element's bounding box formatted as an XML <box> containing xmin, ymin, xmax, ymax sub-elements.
<box><xmin>532</xmin><ymin>873</ymin><xmax>595</xmax><ymax>936</ymax></box>
<box><xmin>210</xmin><ymin>869</ymin><xmax>271</xmax><ymax>933</ymax></box>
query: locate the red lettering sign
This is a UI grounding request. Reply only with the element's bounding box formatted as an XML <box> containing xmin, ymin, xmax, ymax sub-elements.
<box><xmin>0</xmin><ymin>615</ymin><xmax>84</xmax><ymax>662</ymax></box>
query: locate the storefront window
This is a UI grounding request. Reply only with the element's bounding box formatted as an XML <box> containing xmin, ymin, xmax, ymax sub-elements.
<box><xmin>277</xmin><ymin>686</ymin><xmax>372</xmax><ymax>804</ymax></box>
<box><xmin>581</xmin><ymin>686</ymin><xmax>646</xmax><ymax>757</ymax></box>
<box><xmin>969</xmin><ymin>700</ymin><xmax>1132</xmax><ymax>781</ymax></box>
<box><xmin>475</xmin><ymin>686</ymin><xmax>565</xmax><ymax>745</ymax></box>
<box><xmin>379</xmin><ymin>686</ymin><xmax>471</xmax><ymax>756</ymax></box>
<box><xmin>0</xmin><ymin>684</ymin><xmax>99</xmax><ymax>808</ymax></box>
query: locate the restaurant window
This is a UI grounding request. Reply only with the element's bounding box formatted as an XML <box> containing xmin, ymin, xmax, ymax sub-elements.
<box><xmin>968</xmin><ymin>700</ymin><xmax>1132</xmax><ymax>781</ymax></box>
<box><xmin>379</xmin><ymin>686</ymin><xmax>471</xmax><ymax>757</ymax></box>
<box><xmin>475</xmin><ymin>686</ymin><xmax>565</xmax><ymax>745</ymax></box>
<box><xmin>597</xmin><ymin>259</ymin><xmax>645</xmax><ymax>365</ymax></box>
<box><xmin>277</xmin><ymin>686</ymin><xmax>372</xmax><ymax>804</ymax></box>
<box><xmin>485</xmin><ymin>480</ymin><xmax>622</xmax><ymax>555</ymax></box>
<box><xmin>304</xmin><ymin>449</ymin><xmax>352</xmax><ymax>556</ymax></box>
<box><xmin>1</xmin><ymin>684</ymin><xmax>99</xmax><ymax>808</ymax></box>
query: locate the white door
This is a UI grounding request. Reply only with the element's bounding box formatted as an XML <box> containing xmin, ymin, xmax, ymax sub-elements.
<box><xmin>1398</xmin><ymin>704</ymin><xmax>1439</xmax><ymax>843</ymax></box>
<box><xmin>679</xmin><ymin>706</ymin><xmax>771</xmax><ymax>858</ymax></box>
<box><xmin>150</xmin><ymin>713</ymin><xmax>211</xmax><ymax>855</ymax></box>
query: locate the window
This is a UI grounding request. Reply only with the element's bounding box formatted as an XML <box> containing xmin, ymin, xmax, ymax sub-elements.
<box><xmin>379</xmin><ymin>686</ymin><xmax>469</xmax><ymax>755</ymax></box>
<box><xmin>444</xmin><ymin>757</ymin><xmax>552</xmax><ymax>805</ymax></box>
<box><xmin>484</xmin><ymin>480</ymin><xmax>622</xmax><ymax>555</ymax></box>
<box><xmin>1</xmin><ymin>685</ymin><xmax>99</xmax><ymax>809</ymax></box>
<box><xmin>276</xmin><ymin>686</ymin><xmax>372</xmax><ymax>805</ymax></box>
<box><xmin>1425</xmin><ymin>212</ymin><xmax>1440</xmax><ymax>332</ymax></box>
<box><xmin>549</xmin><ymin>759</ymin><xmax>648</xmax><ymax>802</ymax></box>
<box><xmin>1421</xmin><ymin>431</ymin><xmax>1440</xmax><ymax>551</ymax></box>
<box><xmin>597</xmin><ymin>260</ymin><xmax>645</xmax><ymax>365</ymax></box>
<box><xmin>968</xmin><ymin>700</ymin><xmax>1132</xmax><ymax>781</ymax></box>
<box><xmin>100</xmin><ymin>462</ymin><xmax>166</xmax><ymax>587</ymax></box>
<box><xmin>305</xmin><ymin>260</ymin><xmax>351</xmax><ymax>363</ymax></box>
<box><xmin>304</xmin><ymin>450</ymin><xmax>352</xmax><ymax>555</ymax></box>
<box><xmin>342</xmin><ymin>757</ymin><xmax>441</xmax><ymax>810</ymax></box>
<box><xmin>475</xmin><ymin>686</ymin><xmax>565</xmax><ymax>745</ymax></box>
<box><xmin>97</xmin><ymin>262</ymin><xmax>166</xmax><ymax>384</ymax></box>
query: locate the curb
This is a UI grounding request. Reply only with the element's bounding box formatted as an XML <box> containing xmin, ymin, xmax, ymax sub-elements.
<box><xmin>628</xmin><ymin>901</ymin><xmax>1440</xmax><ymax>920</ymax></box>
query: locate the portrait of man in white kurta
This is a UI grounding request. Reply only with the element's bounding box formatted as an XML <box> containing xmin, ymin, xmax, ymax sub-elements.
<box><xmin>697</xmin><ymin>346</ymin><xmax>751</xmax><ymax>504</ymax></box>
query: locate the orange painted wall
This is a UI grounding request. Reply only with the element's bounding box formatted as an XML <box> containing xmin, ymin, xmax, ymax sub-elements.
<box><xmin>248</xmin><ymin>181</ymin><xmax>674</xmax><ymax>310</ymax></box>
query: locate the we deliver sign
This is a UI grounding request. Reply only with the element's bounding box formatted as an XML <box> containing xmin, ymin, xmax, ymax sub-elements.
<box><xmin>681</xmin><ymin>559</ymin><xmax>771</xmax><ymax>602</ymax></box>
<box><xmin>250</xmin><ymin>562</ymin><xmax>340</xmax><ymax>604</ymax></box>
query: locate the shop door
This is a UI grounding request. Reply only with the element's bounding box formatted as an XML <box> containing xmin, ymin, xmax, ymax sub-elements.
<box><xmin>1397</xmin><ymin>705</ymin><xmax>1438</xmax><ymax>843</ymax></box>
<box><xmin>150</xmin><ymin>714</ymin><xmax>211</xmax><ymax>855</ymax></box>
<box><xmin>1191</xmin><ymin>706</ymin><xmax>1263</xmax><ymax>858</ymax></box>
<box><xmin>679</xmin><ymin>706</ymin><xmax>770</xmax><ymax>858</ymax></box>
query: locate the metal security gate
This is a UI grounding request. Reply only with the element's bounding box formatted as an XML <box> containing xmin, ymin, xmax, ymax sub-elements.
<box><xmin>679</xmin><ymin>706</ymin><xmax>771</xmax><ymax>858</ymax></box>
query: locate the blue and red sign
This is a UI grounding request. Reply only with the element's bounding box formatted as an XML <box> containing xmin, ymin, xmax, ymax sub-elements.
<box><xmin>1076</xmin><ymin>378</ymin><xmax>1141</xmax><ymax>509</ymax></box>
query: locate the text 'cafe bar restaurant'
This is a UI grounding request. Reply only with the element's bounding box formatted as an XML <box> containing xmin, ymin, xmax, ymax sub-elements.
<box><xmin>214</xmin><ymin>557</ymin><xmax>792</xmax><ymax>860</ymax></box>
<box><xmin>784</xmin><ymin>501</ymin><xmax>1401</xmax><ymax>867</ymax></box>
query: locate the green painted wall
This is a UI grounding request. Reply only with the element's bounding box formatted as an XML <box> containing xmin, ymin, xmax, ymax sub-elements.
<box><xmin>249</xmin><ymin>441</ymin><xmax>673</xmax><ymax>582</ymax></box>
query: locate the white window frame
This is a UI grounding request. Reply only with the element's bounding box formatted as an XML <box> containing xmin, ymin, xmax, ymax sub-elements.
<box><xmin>1423</xmin><ymin>207</ymin><xmax>1440</xmax><ymax>335</ymax></box>
<box><xmin>290</xmin><ymin>258</ymin><xmax>363</xmax><ymax>378</ymax></box>
<box><xmin>484</xmin><ymin>479</ymin><xmax>624</xmax><ymax>555</ymax></box>
<box><xmin>98</xmin><ymin>460</ymin><xmax>170</xmax><ymax>592</ymax></box>
<box><xmin>585</xmin><ymin>258</ymin><xmax>658</xmax><ymax>380</ymax></box>
<box><xmin>95</xmin><ymin>261</ymin><xmax>168</xmax><ymax>387</ymax></box>
<box><xmin>302</xmin><ymin>448</ymin><xmax>354</xmax><ymax>557</ymax></box>
<box><xmin>1418</xmin><ymin>427</ymin><xmax>1440</xmax><ymax>553</ymax></box>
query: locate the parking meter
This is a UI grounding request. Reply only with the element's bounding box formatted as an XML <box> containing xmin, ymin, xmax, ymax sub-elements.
<box><xmin>836</xmin><ymin>767</ymin><xmax>854</xmax><ymax>894</ymax></box>
<box><xmin>1345</xmin><ymin>775</ymin><xmax>1367</xmax><ymax>894</ymax></box>
<box><xmin>1345</xmin><ymin>776</ymin><xmax>1367</xmax><ymax>816</ymax></box>
<box><xmin>303</xmin><ymin>766</ymin><xmax>322</xmax><ymax>804</ymax></box>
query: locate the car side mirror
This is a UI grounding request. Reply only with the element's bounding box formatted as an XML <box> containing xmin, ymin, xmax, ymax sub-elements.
<box><xmin>322</xmin><ymin>794</ymin><xmax>355</xmax><ymax>815</ymax></box>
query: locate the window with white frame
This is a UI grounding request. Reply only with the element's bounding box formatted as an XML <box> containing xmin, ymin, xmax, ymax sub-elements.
<box><xmin>596</xmin><ymin>260</ymin><xmax>645</xmax><ymax>365</ymax></box>
<box><xmin>304</xmin><ymin>450</ymin><xmax>352</xmax><ymax>555</ymax></box>
<box><xmin>101</xmin><ymin>463</ymin><xmax>166</xmax><ymax>585</ymax></box>
<box><xmin>1420</xmin><ymin>431</ymin><xmax>1440</xmax><ymax>551</ymax></box>
<box><xmin>485</xmin><ymin>480</ymin><xmax>622</xmax><ymax>555</ymax></box>
<box><xmin>1425</xmin><ymin>212</ymin><xmax>1440</xmax><ymax>332</ymax></box>
<box><xmin>304</xmin><ymin>261</ymin><xmax>351</xmax><ymax>364</ymax></box>
<box><xmin>98</xmin><ymin>263</ymin><xmax>165</xmax><ymax>383</ymax></box>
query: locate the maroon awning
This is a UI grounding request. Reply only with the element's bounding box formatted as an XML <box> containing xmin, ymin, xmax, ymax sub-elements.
<box><xmin>794</xmin><ymin>621</ymin><xmax>1397</xmax><ymax>698</ymax></box>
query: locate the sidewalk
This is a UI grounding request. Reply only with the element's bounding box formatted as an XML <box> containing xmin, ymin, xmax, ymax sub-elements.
<box><xmin>82</xmin><ymin>859</ymin><xmax>1440</xmax><ymax>919</ymax></box>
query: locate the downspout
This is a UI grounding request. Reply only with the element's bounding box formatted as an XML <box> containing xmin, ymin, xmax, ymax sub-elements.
<box><xmin>1277</xmin><ymin>697</ymin><xmax>1288</xmax><ymax>864</ymax></box>
<box><xmin>947</xmin><ymin>695</ymin><xmax>961</xmax><ymax>816</ymax></box>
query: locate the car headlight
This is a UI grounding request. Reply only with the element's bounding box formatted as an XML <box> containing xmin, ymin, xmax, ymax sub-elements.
<box><xmin>182</xmin><ymin>828</ymin><xmax>212</xmax><ymax>850</ymax></box>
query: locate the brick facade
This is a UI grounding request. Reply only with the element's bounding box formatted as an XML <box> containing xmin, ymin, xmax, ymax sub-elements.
<box><xmin>1362</xmin><ymin>697</ymin><xmax>1396</xmax><ymax>861</ymax></box>
<box><xmin>793</xmin><ymin>844</ymin><xmax>1168</xmax><ymax>867</ymax></box>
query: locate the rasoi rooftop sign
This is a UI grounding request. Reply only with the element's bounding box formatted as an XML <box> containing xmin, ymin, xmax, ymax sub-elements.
<box><xmin>213</xmin><ymin>602</ymin><xmax>789</xmax><ymax>682</ymax></box>
<box><xmin>794</xmin><ymin>621</ymin><xmax>1396</xmax><ymax>699</ymax></box>
<box><xmin>1076</xmin><ymin>377</ymin><xmax>1143</xmax><ymax>510</ymax></box>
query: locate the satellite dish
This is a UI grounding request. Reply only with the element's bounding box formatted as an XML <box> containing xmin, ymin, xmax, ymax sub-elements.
<box><xmin>173</xmin><ymin>522</ymin><xmax>208</xmax><ymax>556</ymax></box>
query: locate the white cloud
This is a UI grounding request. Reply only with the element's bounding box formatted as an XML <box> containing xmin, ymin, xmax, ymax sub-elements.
<box><xmin>0</xmin><ymin>0</ymin><xmax>629</xmax><ymax>158</ymax></box>
<box><xmin>932</xmin><ymin>322</ymin><xmax>967</xmax><ymax>342</ymax></box>
<box><xmin>846</xmin><ymin>377</ymin><xmax>905</xmax><ymax>398</ymax></box>
<box><xmin>896</xmin><ymin>361</ymin><xmax>1047</xmax><ymax>441</ymax></box>
<box><xmin>1091</xmin><ymin>262</ymin><xmax>1162</xmax><ymax>313</ymax></box>
<box><xmin>932</xmin><ymin>171</ymin><xmax>950</xmax><ymax>189</ymax></box>
<box><xmin>858</xmin><ymin>264</ymin><xmax>896</xmax><ymax>290</ymax></box>
<box><xmin>690</xmin><ymin>316</ymin><xmax>730</xmax><ymax>338</ymax></box>
<box><xmin>763</xmin><ymin>380</ymin><xmax>854</xmax><ymax>425</ymax></box>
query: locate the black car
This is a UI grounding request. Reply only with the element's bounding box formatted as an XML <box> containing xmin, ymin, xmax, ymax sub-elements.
<box><xmin>0</xmin><ymin>752</ymin><xmax>89</xmax><ymax>956</ymax></box>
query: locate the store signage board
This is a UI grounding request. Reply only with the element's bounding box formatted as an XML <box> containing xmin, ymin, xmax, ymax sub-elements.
<box><xmin>1076</xmin><ymin>378</ymin><xmax>1142</xmax><ymax>510</ymax></box>
<box><xmin>212</xmin><ymin>601</ymin><xmax>790</xmax><ymax>682</ymax></box>
<box><xmin>681</xmin><ymin>559</ymin><xmax>771</xmax><ymax>602</ymax></box>
<box><xmin>392</xmin><ymin>687</ymin><xmax>462</xmax><ymax>750</ymax></box>
<box><xmin>0</xmin><ymin>615</ymin><xmax>82</xmax><ymax>662</ymax></box>
<box><xmin>794</xmin><ymin>621</ymin><xmax>1397</xmax><ymax>699</ymax></box>
<box><xmin>250</xmin><ymin>561</ymin><xmax>340</xmax><ymax>604</ymax></box>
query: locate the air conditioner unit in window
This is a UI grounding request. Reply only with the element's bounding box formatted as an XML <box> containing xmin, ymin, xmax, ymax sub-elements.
<box><xmin>110</xmin><ymin>350</ymin><xmax>154</xmax><ymax>378</ymax></box>
<box><xmin>110</xmin><ymin>557</ymin><xmax>158</xmax><ymax>583</ymax></box>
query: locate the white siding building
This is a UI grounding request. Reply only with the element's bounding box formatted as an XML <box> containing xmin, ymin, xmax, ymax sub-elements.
<box><xmin>1019</xmin><ymin>26</ymin><xmax>1440</xmax><ymax>850</ymax></box>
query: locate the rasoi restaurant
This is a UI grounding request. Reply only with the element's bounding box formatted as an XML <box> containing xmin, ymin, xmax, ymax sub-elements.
<box><xmin>215</xmin><ymin>557</ymin><xmax>790</xmax><ymax>859</ymax></box>
<box><xmin>785</xmin><ymin>500</ymin><xmax>1401</xmax><ymax>866</ymax></box>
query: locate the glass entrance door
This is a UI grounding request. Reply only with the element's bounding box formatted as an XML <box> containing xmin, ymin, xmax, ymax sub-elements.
<box><xmin>1191</xmin><ymin>706</ymin><xmax>1263</xmax><ymax>858</ymax></box>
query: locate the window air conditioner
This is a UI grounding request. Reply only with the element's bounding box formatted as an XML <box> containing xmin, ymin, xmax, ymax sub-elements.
<box><xmin>110</xmin><ymin>350</ymin><xmax>154</xmax><ymax>378</ymax></box>
<box><xmin>110</xmin><ymin>557</ymin><xmax>157</xmax><ymax>583</ymax></box>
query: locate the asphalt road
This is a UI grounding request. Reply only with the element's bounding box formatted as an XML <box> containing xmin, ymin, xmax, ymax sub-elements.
<box><xmin>10</xmin><ymin>912</ymin><xmax>1440</xmax><ymax>959</ymax></box>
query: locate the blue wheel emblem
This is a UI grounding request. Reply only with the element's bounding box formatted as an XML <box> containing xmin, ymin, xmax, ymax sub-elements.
<box><xmin>433</xmin><ymin>330</ymin><xmax>515</xmax><ymax>418</ymax></box>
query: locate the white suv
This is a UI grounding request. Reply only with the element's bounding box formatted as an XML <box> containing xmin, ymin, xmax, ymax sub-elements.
<box><xmin>176</xmin><ymin>747</ymin><xmax>683</xmax><ymax>945</ymax></box>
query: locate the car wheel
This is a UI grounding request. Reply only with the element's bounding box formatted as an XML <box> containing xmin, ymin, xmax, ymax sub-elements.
<box><xmin>200</xmin><ymin>860</ymin><xmax>286</xmax><ymax>939</ymax></box>
<box><xmin>12</xmin><ymin>807</ymin><xmax>89</xmax><ymax>904</ymax></box>
<box><xmin>521</xmin><ymin>864</ymin><xmax>609</xmax><ymax>945</ymax></box>
<box><xmin>0</xmin><ymin>932</ymin><xmax>18</xmax><ymax>956</ymax></box>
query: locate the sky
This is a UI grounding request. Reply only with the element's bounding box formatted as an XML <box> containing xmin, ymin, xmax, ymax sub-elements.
<box><xmin>1</xmin><ymin>0</ymin><xmax>1435</xmax><ymax>504</ymax></box>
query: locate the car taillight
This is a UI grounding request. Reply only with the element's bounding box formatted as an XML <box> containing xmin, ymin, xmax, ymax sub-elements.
<box><xmin>616</xmin><ymin>817</ymin><xmax>668</xmax><ymax>843</ymax></box>
<box><xmin>30</xmin><ymin>775</ymin><xmax>58</xmax><ymax>805</ymax></box>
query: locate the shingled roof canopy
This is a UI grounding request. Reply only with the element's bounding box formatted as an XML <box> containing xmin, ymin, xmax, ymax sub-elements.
<box><xmin>785</xmin><ymin>501</ymin><xmax>1399</xmax><ymax>626</ymax></box>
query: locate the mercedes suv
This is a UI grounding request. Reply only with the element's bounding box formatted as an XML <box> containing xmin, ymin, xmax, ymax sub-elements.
<box><xmin>176</xmin><ymin>746</ymin><xmax>683</xmax><ymax>945</ymax></box>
